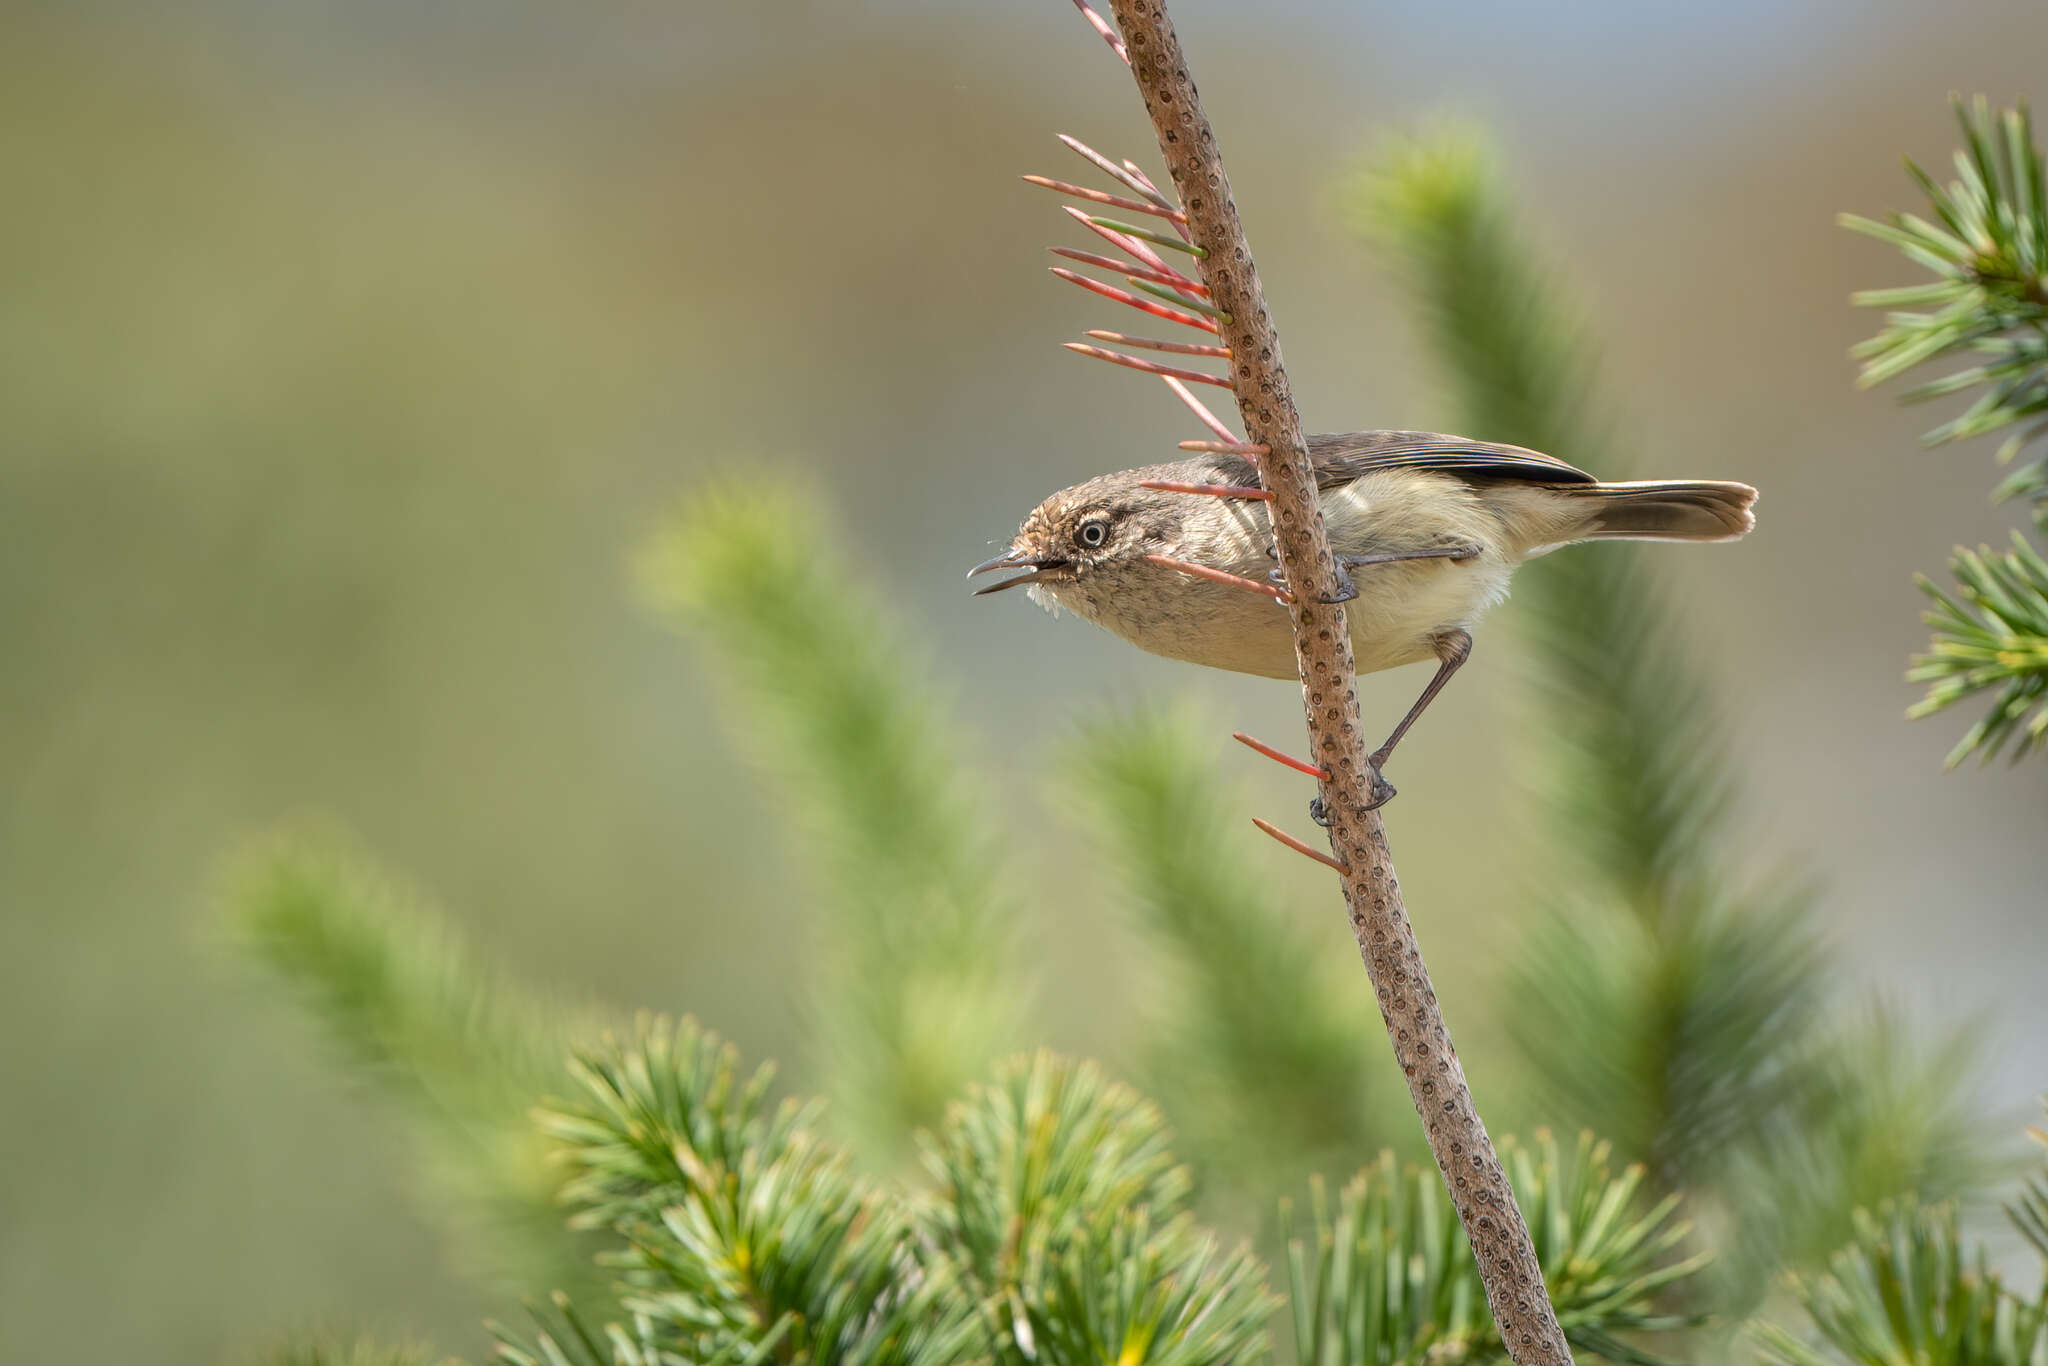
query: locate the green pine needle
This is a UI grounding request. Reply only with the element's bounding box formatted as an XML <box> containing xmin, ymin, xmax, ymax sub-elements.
<box><xmin>1748</xmin><ymin>1202</ymin><xmax>2047</xmax><ymax>1366</ymax></box>
<box><xmin>522</xmin><ymin>1015</ymin><xmax>985</xmax><ymax>1366</ymax></box>
<box><xmin>1286</xmin><ymin>1131</ymin><xmax>1707</xmax><ymax>1366</ymax></box>
<box><xmin>639</xmin><ymin>480</ymin><xmax>1023</xmax><ymax>1157</ymax></box>
<box><xmin>1848</xmin><ymin>98</ymin><xmax>2048</xmax><ymax>765</ymax></box>
<box><xmin>520</xmin><ymin>1033</ymin><xmax>1275</xmax><ymax>1366</ymax></box>
<box><xmin>1846</xmin><ymin>101</ymin><xmax>2048</xmax><ymax>472</ymax></box>
<box><xmin>917</xmin><ymin>1051</ymin><xmax>1276</xmax><ymax>1366</ymax></box>
<box><xmin>1907</xmin><ymin>529</ymin><xmax>2048</xmax><ymax>765</ymax></box>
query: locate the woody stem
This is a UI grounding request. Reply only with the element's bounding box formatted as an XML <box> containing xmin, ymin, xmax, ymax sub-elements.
<box><xmin>1101</xmin><ymin>5</ymin><xmax>1574</xmax><ymax>1362</ymax></box>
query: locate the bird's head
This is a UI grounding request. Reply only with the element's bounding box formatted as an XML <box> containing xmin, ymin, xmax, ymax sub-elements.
<box><xmin>967</xmin><ymin>472</ymin><xmax>1188</xmax><ymax>610</ymax></box>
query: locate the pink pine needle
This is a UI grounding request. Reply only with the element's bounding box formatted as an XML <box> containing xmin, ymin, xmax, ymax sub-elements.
<box><xmin>1064</xmin><ymin>342</ymin><xmax>1232</xmax><ymax>388</ymax></box>
<box><xmin>1119</xmin><ymin>158</ymin><xmax>1192</xmax><ymax>241</ymax></box>
<box><xmin>1178</xmin><ymin>438</ymin><xmax>1271</xmax><ymax>457</ymax></box>
<box><xmin>1051</xmin><ymin>248</ymin><xmax>1212</xmax><ymax>298</ymax></box>
<box><xmin>1058</xmin><ymin>134</ymin><xmax>1171</xmax><ymax>209</ymax></box>
<box><xmin>1049</xmin><ymin>268</ymin><xmax>1221</xmax><ymax>333</ymax></box>
<box><xmin>1090</xmin><ymin>214</ymin><xmax>1204</xmax><ymax>258</ymax></box>
<box><xmin>1070</xmin><ymin>0</ymin><xmax>1129</xmax><ymax>64</ymax></box>
<box><xmin>1163</xmin><ymin>375</ymin><xmax>1243</xmax><ymax>442</ymax></box>
<box><xmin>1232</xmin><ymin>731</ymin><xmax>1330</xmax><ymax>780</ymax></box>
<box><xmin>1121</xmin><ymin>159</ymin><xmax>1164</xmax><ymax>197</ymax></box>
<box><xmin>1143</xmin><ymin>552</ymin><xmax>1292</xmax><ymax>602</ymax></box>
<box><xmin>1250</xmin><ymin>817</ymin><xmax>1350</xmax><ymax>874</ymax></box>
<box><xmin>1023</xmin><ymin>175</ymin><xmax>1188</xmax><ymax>224</ymax></box>
<box><xmin>1086</xmin><ymin>329</ymin><xmax>1229</xmax><ymax>358</ymax></box>
<box><xmin>1065</xmin><ymin>205</ymin><xmax>1180</xmax><ymax>278</ymax></box>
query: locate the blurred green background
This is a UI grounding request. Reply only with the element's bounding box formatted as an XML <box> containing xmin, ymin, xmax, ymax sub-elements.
<box><xmin>3</xmin><ymin>2</ymin><xmax>2046</xmax><ymax>1361</ymax></box>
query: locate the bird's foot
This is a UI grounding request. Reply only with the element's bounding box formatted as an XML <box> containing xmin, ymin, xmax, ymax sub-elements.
<box><xmin>1267</xmin><ymin>559</ymin><xmax>1359</xmax><ymax>604</ymax></box>
<box><xmin>1364</xmin><ymin>762</ymin><xmax>1397</xmax><ymax>811</ymax></box>
<box><xmin>1308</xmin><ymin>763</ymin><xmax>1397</xmax><ymax>825</ymax></box>
<box><xmin>1268</xmin><ymin>542</ymin><xmax>1479</xmax><ymax>605</ymax></box>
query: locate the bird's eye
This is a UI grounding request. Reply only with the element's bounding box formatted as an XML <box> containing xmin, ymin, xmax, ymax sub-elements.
<box><xmin>1076</xmin><ymin>519</ymin><xmax>1110</xmax><ymax>549</ymax></box>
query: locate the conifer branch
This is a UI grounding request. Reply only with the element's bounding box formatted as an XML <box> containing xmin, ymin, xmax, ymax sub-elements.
<box><xmin>1846</xmin><ymin>98</ymin><xmax>2048</xmax><ymax>764</ymax></box>
<box><xmin>918</xmin><ymin>1051</ymin><xmax>1274</xmax><ymax>1366</ymax></box>
<box><xmin>1747</xmin><ymin>1202</ymin><xmax>2047</xmax><ymax>1366</ymax></box>
<box><xmin>1096</xmin><ymin>5</ymin><xmax>1574</xmax><ymax>1361</ymax></box>
<box><xmin>225</xmin><ymin>830</ymin><xmax>608</xmax><ymax>1303</ymax></box>
<box><xmin>639</xmin><ymin>483</ymin><xmax>1023</xmax><ymax>1158</ymax></box>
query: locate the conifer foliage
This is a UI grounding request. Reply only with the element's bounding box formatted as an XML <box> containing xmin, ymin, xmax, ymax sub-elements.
<box><xmin>219</xmin><ymin>23</ymin><xmax>2033</xmax><ymax>1366</ymax></box>
<box><xmin>1847</xmin><ymin>99</ymin><xmax>2048</xmax><ymax>764</ymax></box>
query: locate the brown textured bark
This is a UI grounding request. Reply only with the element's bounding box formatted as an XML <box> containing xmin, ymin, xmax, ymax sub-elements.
<box><xmin>1101</xmin><ymin>5</ymin><xmax>1574</xmax><ymax>1363</ymax></box>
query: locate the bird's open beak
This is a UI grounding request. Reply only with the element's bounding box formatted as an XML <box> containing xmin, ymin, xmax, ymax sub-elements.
<box><xmin>968</xmin><ymin>550</ymin><xmax>1069</xmax><ymax>596</ymax></box>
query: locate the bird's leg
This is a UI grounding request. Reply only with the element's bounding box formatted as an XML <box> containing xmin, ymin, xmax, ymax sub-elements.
<box><xmin>1342</xmin><ymin>543</ymin><xmax>1482</xmax><ymax>569</ymax></box>
<box><xmin>1269</xmin><ymin>543</ymin><xmax>1482</xmax><ymax>604</ymax></box>
<box><xmin>1367</xmin><ymin>627</ymin><xmax>1473</xmax><ymax>778</ymax></box>
<box><xmin>1264</xmin><ymin>542</ymin><xmax>1352</xmax><ymax>602</ymax></box>
<box><xmin>1322</xmin><ymin>632</ymin><xmax>1470</xmax><ymax>820</ymax></box>
<box><xmin>1311</xmin><ymin>629</ymin><xmax>1471</xmax><ymax>822</ymax></box>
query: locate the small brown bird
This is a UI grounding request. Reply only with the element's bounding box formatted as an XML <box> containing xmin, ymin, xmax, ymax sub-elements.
<box><xmin>971</xmin><ymin>431</ymin><xmax>1755</xmax><ymax>800</ymax></box>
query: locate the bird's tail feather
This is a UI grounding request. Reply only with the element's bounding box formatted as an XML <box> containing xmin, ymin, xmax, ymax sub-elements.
<box><xmin>1570</xmin><ymin>479</ymin><xmax>1758</xmax><ymax>543</ymax></box>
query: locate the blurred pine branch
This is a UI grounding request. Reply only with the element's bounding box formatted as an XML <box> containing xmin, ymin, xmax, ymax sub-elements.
<box><xmin>225</xmin><ymin>828</ymin><xmax>607</xmax><ymax>1303</ymax></box>
<box><xmin>1720</xmin><ymin>1007</ymin><xmax>2006</xmax><ymax>1304</ymax></box>
<box><xmin>1845</xmin><ymin>98</ymin><xmax>2048</xmax><ymax>764</ymax></box>
<box><xmin>1066</xmin><ymin>702</ymin><xmax>1398</xmax><ymax>1197</ymax></box>
<box><xmin>639</xmin><ymin>482</ymin><xmax>1025</xmax><ymax>1159</ymax></box>
<box><xmin>1351</xmin><ymin>124</ymin><xmax>1734</xmax><ymax>912</ymax></box>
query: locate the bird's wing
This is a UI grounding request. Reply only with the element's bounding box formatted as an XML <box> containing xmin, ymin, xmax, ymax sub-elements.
<box><xmin>1306</xmin><ymin>431</ymin><xmax>1597</xmax><ymax>488</ymax></box>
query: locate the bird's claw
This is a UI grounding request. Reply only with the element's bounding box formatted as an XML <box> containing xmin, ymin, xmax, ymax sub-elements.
<box><xmin>1308</xmin><ymin>763</ymin><xmax>1397</xmax><ymax>826</ymax></box>
<box><xmin>1267</xmin><ymin>561</ymin><xmax>1358</xmax><ymax>604</ymax></box>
